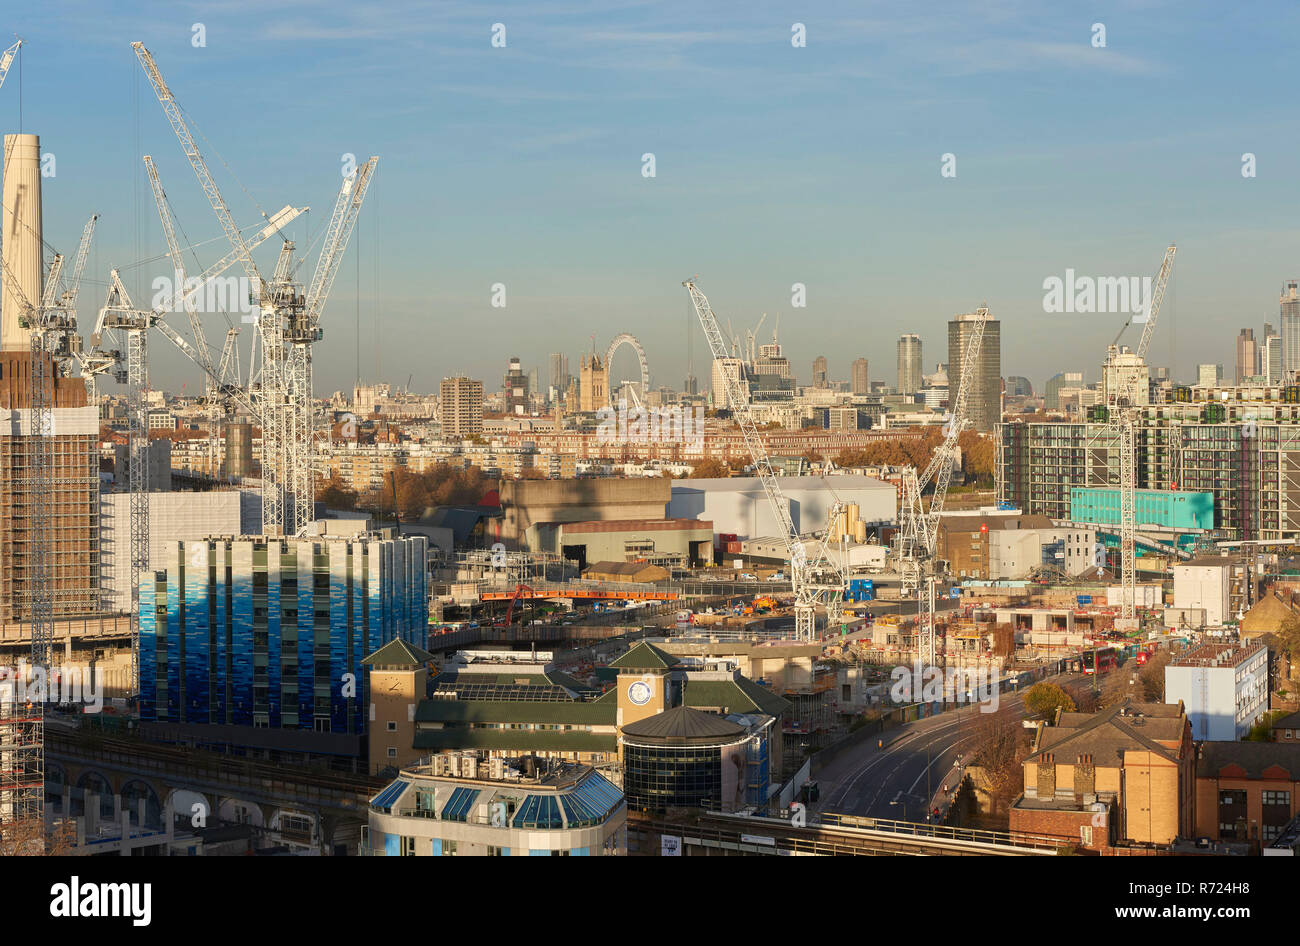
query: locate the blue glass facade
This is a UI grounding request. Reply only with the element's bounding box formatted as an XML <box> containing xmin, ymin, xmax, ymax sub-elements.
<box><xmin>140</xmin><ymin>534</ymin><xmax>427</xmax><ymax>735</ymax></box>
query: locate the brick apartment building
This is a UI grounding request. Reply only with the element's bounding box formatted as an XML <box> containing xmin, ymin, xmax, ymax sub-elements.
<box><xmin>1010</xmin><ymin>700</ymin><xmax>1195</xmax><ymax>852</ymax></box>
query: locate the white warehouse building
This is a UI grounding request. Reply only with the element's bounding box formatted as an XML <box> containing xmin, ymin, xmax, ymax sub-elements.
<box><xmin>668</xmin><ymin>475</ymin><xmax>896</xmax><ymax>540</ymax></box>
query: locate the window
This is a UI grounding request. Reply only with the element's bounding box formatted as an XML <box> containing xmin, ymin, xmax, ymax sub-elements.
<box><xmin>1262</xmin><ymin>790</ymin><xmax>1290</xmax><ymax>807</ymax></box>
<box><xmin>400</xmin><ymin>836</ymin><xmax>416</xmax><ymax>857</ymax></box>
<box><xmin>387</xmin><ymin>748</ymin><xmax>397</xmax><ymax>758</ymax></box>
<box><xmin>486</xmin><ymin>846</ymin><xmax>506</xmax><ymax>857</ymax></box>
<box><xmin>387</xmin><ymin>721</ymin><xmax>397</xmax><ymax>732</ymax></box>
<box><xmin>442</xmin><ymin>840</ymin><xmax>458</xmax><ymax>856</ymax></box>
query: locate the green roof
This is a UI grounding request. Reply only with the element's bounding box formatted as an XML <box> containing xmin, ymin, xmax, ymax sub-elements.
<box><xmin>416</xmin><ymin>699</ymin><xmax>616</xmax><ymax>726</ymax></box>
<box><xmin>608</xmin><ymin>641</ymin><xmax>678</xmax><ymax>671</ymax></box>
<box><xmin>362</xmin><ymin>638</ymin><xmax>436</xmax><ymax>669</ymax></box>
<box><xmin>413</xmin><ymin>730</ymin><xmax>617</xmax><ymax>752</ymax></box>
<box><xmin>682</xmin><ymin>677</ymin><xmax>790</xmax><ymax>717</ymax></box>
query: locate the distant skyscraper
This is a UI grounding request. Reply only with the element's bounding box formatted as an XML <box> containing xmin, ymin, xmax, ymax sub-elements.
<box><xmin>1196</xmin><ymin>364</ymin><xmax>1223</xmax><ymax>387</ymax></box>
<box><xmin>1236</xmin><ymin>328</ymin><xmax>1259</xmax><ymax>384</ymax></box>
<box><xmin>897</xmin><ymin>334</ymin><xmax>922</xmax><ymax>395</ymax></box>
<box><xmin>850</xmin><ymin>358</ymin><xmax>869</xmax><ymax>395</ymax></box>
<box><xmin>548</xmin><ymin>353</ymin><xmax>569</xmax><ymax>394</ymax></box>
<box><xmin>948</xmin><ymin>314</ymin><xmax>1001</xmax><ymax>432</ymax></box>
<box><xmin>439</xmin><ymin>376</ymin><xmax>484</xmax><ymax>440</ymax></box>
<box><xmin>812</xmin><ymin>355</ymin><xmax>828</xmax><ymax>388</ymax></box>
<box><xmin>1044</xmin><ymin>371</ymin><xmax>1083</xmax><ymax>411</ymax></box>
<box><xmin>1266</xmin><ymin>332</ymin><xmax>1283</xmax><ymax>385</ymax></box>
<box><xmin>1282</xmin><ymin>281</ymin><xmax>1300</xmax><ymax>381</ymax></box>
<box><xmin>504</xmin><ymin>357</ymin><xmax>529</xmax><ymax>416</ymax></box>
<box><xmin>1005</xmin><ymin>376</ymin><xmax>1033</xmax><ymax>398</ymax></box>
<box><xmin>711</xmin><ymin>357</ymin><xmax>750</xmax><ymax>409</ymax></box>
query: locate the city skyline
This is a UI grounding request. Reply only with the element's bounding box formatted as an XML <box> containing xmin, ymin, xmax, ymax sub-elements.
<box><xmin>2</xmin><ymin>2</ymin><xmax>1300</xmax><ymax>396</ymax></box>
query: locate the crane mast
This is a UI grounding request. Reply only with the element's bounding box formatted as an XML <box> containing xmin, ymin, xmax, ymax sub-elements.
<box><xmin>683</xmin><ymin>279</ymin><xmax>845</xmax><ymax>641</ymax></box>
<box><xmin>1107</xmin><ymin>245</ymin><xmax>1176</xmax><ymax>624</ymax></box>
<box><xmin>898</xmin><ymin>307</ymin><xmax>989</xmax><ymax>665</ymax></box>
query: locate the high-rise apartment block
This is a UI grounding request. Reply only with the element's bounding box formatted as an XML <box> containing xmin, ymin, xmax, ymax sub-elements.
<box><xmin>948</xmin><ymin>314</ymin><xmax>1001</xmax><ymax>432</ymax></box>
<box><xmin>439</xmin><ymin>377</ymin><xmax>484</xmax><ymax>440</ymax></box>
<box><xmin>897</xmin><ymin>334</ymin><xmax>923</xmax><ymax>395</ymax></box>
<box><xmin>1282</xmin><ymin>281</ymin><xmax>1300</xmax><ymax>381</ymax></box>
<box><xmin>850</xmin><ymin>358</ymin><xmax>869</xmax><ymax>395</ymax></box>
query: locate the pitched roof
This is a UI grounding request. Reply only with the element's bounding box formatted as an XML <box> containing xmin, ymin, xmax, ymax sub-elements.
<box><xmin>1196</xmin><ymin>741</ymin><xmax>1300</xmax><ymax>780</ymax></box>
<box><xmin>1241</xmin><ymin>594</ymin><xmax>1298</xmax><ymax>635</ymax></box>
<box><xmin>682</xmin><ymin>676</ymin><xmax>790</xmax><ymax>717</ymax></box>
<box><xmin>1270</xmin><ymin>710</ymin><xmax>1300</xmax><ymax>732</ymax></box>
<box><xmin>621</xmin><ymin>705</ymin><xmax>747</xmax><ymax>745</ymax></box>
<box><xmin>608</xmin><ymin>641</ymin><xmax>679</xmax><ymax>671</ymax></box>
<box><xmin>1029</xmin><ymin>700</ymin><xmax>1186</xmax><ymax>767</ymax></box>
<box><xmin>362</xmin><ymin>638</ymin><xmax>435</xmax><ymax>669</ymax></box>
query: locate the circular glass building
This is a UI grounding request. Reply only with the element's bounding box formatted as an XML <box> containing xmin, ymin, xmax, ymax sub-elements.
<box><xmin>621</xmin><ymin>706</ymin><xmax>750</xmax><ymax>812</ymax></box>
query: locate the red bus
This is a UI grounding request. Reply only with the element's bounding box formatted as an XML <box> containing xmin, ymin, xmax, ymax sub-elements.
<box><xmin>1082</xmin><ymin>646</ymin><xmax>1117</xmax><ymax>675</ymax></box>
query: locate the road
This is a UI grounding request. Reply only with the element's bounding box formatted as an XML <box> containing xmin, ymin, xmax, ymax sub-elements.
<box><xmin>815</xmin><ymin>675</ymin><xmax>1072</xmax><ymax>823</ymax></box>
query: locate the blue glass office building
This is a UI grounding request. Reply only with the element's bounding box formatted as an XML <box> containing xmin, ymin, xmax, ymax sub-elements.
<box><xmin>139</xmin><ymin>534</ymin><xmax>427</xmax><ymax>734</ymax></box>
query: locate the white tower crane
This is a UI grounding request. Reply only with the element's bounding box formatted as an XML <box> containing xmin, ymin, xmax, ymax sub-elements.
<box><xmin>683</xmin><ymin>279</ymin><xmax>847</xmax><ymax>641</ymax></box>
<box><xmin>897</xmin><ymin>306</ymin><xmax>990</xmax><ymax>665</ymax></box>
<box><xmin>1101</xmin><ymin>245</ymin><xmax>1176</xmax><ymax>626</ymax></box>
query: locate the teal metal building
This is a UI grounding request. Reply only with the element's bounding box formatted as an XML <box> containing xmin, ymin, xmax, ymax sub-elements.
<box><xmin>1069</xmin><ymin>487</ymin><xmax>1214</xmax><ymax>530</ymax></box>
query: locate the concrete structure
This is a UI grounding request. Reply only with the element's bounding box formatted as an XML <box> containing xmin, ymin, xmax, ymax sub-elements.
<box><xmin>897</xmin><ymin>334</ymin><xmax>922</xmax><ymax>396</ymax></box>
<box><xmin>1172</xmin><ymin>558</ymin><xmax>1232</xmax><ymax>626</ymax></box>
<box><xmin>1102</xmin><ymin>347</ymin><xmax>1150</xmax><ymax>407</ymax></box>
<box><xmin>949</xmin><ymin>312</ymin><xmax>1001</xmax><ymax>432</ymax></box>
<box><xmin>811</xmin><ymin>355</ymin><xmax>828</xmax><ymax>388</ymax></box>
<box><xmin>139</xmin><ymin>533</ymin><xmax>429</xmax><ymax>746</ymax></box>
<box><xmin>1044</xmin><ymin>371</ymin><xmax>1082</xmax><ymax>411</ymax></box>
<box><xmin>710</xmin><ymin>356</ymin><xmax>748</xmax><ymax>410</ymax></box>
<box><xmin>1165</xmin><ymin>642</ymin><xmax>1269</xmax><ymax>741</ymax></box>
<box><xmin>1197</xmin><ymin>363</ymin><xmax>1223</xmax><ymax>387</ymax></box>
<box><xmin>498</xmin><ymin>477</ymin><xmax>670</xmax><ymax>550</ymax></box>
<box><xmin>534</xmin><ymin>518</ymin><xmax>714</xmax><ymax>569</ymax></box>
<box><xmin>99</xmin><ymin>490</ymin><xmax>246</xmax><ymax>613</ymax></box>
<box><xmin>1</xmin><ymin>134</ymin><xmax>41</xmax><ymax>349</ymax></box>
<box><xmin>439</xmin><ymin>376</ymin><xmax>484</xmax><ymax>440</ymax></box>
<box><xmin>367</xmin><ymin>757</ymin><xmax>626</xmax><ymax>856</ymax></box>
<box><xmin>669</xmin><ymin>474</ymin><xmax>894</xmax><ymax>540</ymax></box>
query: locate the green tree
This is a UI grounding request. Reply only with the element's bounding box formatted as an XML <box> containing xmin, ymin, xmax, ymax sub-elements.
<box><xmin>1023</xmin><ymin>682</ymin><xmax>1077</xmax><ymax>723</ymax></box>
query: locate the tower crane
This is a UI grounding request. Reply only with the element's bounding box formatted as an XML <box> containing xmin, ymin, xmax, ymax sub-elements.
<box><xmin>896</xmin><ymin>306</ymin><xmax>990</xmax><ymax>665</ymax></box>
<box><xmin>1097</xmin><ymin>245</ymin><xmax>1176</xmax><ymax>626</ymax></box>
<box><xmin>135</xmin><ymin>38</ymin><xmax>376</xmax><ymax>536</ymax></box>
<box><xmin>683</xmin><ymin>279</ymin><xmax>847</xmax><ymax>641</ymax></box>
<box><xmin>0</xmin><ymin>38</ymin><xmax>20</xmax><ymax>95</ymax></box>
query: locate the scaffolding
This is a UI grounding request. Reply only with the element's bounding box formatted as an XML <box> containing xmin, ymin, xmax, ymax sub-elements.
<box><xmin>0</xmin><ymin>669</ymin><xmax>42</xmax><ymax>827</ymax></box>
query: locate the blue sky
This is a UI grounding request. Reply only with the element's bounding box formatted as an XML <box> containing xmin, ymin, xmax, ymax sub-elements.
<box><xmin>4</xmin><ymin>0</ymin><xmax>1299</xmax><ymax>396</ymax></box>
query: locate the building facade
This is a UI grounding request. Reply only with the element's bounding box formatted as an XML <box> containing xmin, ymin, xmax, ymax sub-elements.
<box><xmin>367</xmin><ymin>757</ymin><xmax>626</xmax><ymax>856</ymax></box>
<box><xmin>439</xmin><ymin>377</ymin><xmax>484</xmax><ymax>440</ymax></box>
<box><xmin>139</xmin><ymin>533</ymin><xmax>429</xmax><ymax>734</ymax></box>
<box><xmin>999</xmin><ymin>392</ymin><xmax>1300</xmax><ymax>541</ymax></box>
<box><xmin>897</xmin><ymin>335</ymin><xmax>922</xmax><ymax>396</ymax></box>
<box><xmin>948</xmin><ymin>313</ymin><xmax>1001</xmax><ymax>432</ymax></box>
<box><xmin>1165</xmin><ymin>642</ymin><xmax>1269</xmax><ymax>741</ymax></box>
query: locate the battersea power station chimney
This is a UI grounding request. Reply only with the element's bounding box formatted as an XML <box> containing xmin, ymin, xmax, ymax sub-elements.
<box><xmin>1</xmin><ymin>132</ymin><xmax>42</xmax><ymax>350</ymax></box>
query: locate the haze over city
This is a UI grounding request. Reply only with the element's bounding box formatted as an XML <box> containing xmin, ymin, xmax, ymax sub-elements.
<box><xmin>3</xmin><ymin>1</ymin><xmax>1299</xmax><ymax>395</ymax></box>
